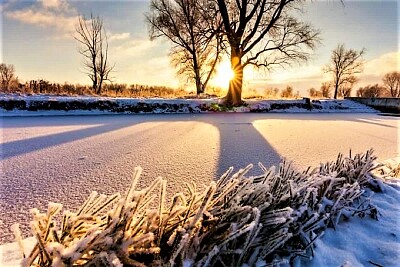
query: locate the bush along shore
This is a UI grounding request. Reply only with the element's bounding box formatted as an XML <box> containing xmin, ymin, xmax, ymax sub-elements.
<box><xmin>0</xmin><ymin>94</ymin><xmax>377</xmax><ymax>114</ymax></box>
<box><xmin>12</xmin><ymin>150</ymin><xmax>385</xmax><ymax>266</ymax></box>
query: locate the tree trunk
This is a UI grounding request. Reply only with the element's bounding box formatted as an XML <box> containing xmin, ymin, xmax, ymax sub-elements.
<box><xmin>93</xmin><ymin>56</ymin><xmax>98</xmax><ymax>94</ymax></box>
<box><xmin>98</xmin><ymin>78</ymin><xmax>103</xmax><ymax>95</ymax></box>
<box><xmin>194</xmin><ymin>68</ymin><xmax>202</xmax><ymax>95</ymax></box>
<box><xmin>193</xmin><ymin>53</ymin><xmax>203</xmax><ymax>95</ymax></box>
<box><xmin>93</xmin><ymin>80</ymin><xmax>98</xmax><ymax>94</ymax></box>
<box><xmin>224</xmin><ymin>51</ymin><xmax>243</xmax><ymax>106</ymax></box>
<box><xmin>334</xmin><ymin>82</ymin><xmax>339</xmax><ymax>99</ymax></box>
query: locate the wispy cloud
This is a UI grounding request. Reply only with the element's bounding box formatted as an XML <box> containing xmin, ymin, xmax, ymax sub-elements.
<box><xmin>116</xmin><ymin>54</ymin><xmax>179</xmax><ymax>87</ymax></box>
<box><xmin>363</xmin><ymin>51</ymin><xmax>399</xmax><ymax>77</ymax></box>
<box><xmin>109</xmin><ymin>32</ymin><xmax>131</xmax><ymax>42</ymax></box>
<box><xmin>4</xmin><ymin>0</ymin><xmax>78</xmax><ymax>37</ymax></box>
<box><xmin>39</xmin><ymin>0</ymin><xmax>68</xmax><ymax>10</ymax></box>
<box><xmin>111</xmin><ymin>39</ymin><xmax>158</xmax><ymax>59</ymax></box>
<box><xmin>357</xmin><ymin>51</ymin><xmax>399</xmax><ymax>87</ymax></box>
<box><xmin>250</xmin><ymin>64</ymin><xmax>324</xmax><ymax>88</ymax></box>
<box><xmin>4</xmin><ymin>1</ymin><xmax>138</xmax><ymax>42</ymax></box>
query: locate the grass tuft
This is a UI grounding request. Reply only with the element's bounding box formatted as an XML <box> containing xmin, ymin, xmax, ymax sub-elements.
<box><xmin>18</xmin><ymin>149</ymin><xmax>381</xmax><ymax>266</ymax></box>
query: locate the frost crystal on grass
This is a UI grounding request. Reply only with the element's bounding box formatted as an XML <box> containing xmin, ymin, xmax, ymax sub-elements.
<box><xmin>18</xmin><ymin>149</ymin><xmax>381</xmax><ymax>266</ymax></box>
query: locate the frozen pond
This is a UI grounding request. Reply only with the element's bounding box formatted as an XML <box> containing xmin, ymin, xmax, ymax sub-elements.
<box><xmin>0</xmin><ymin>113</ymin><xmax>398</xmax><ymax>243</ymax></box>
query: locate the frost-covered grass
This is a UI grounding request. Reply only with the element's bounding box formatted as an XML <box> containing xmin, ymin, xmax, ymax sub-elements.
<box><xmin>374</xmin><ymin>158</ymin><xmax>400</xmax><ymax>179</ymax></box>
<box><xmin>12</xmin><ymin>150</ymin><xmax>385</xmax><ymax>267</ymax></box>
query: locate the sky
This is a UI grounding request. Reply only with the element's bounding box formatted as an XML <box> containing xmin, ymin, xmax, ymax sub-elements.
<box><xmin>1</xmin><ymin>0</ymin><xmax>399</xmax><ymax>95</ymax></box>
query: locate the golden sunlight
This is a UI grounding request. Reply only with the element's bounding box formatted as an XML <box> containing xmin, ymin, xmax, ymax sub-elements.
<box><xmin>211</xmin><ymin>60</ymin><xmax>235</xmax><ymax>88</ymax></box>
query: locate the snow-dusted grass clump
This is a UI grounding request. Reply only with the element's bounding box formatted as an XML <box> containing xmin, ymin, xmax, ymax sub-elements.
<box><xmin>374</xmin><ymin>157</ymin><xmax>400</xmax><ymax>179</ymax></box>
<box><xmin>16</xmin><ymin>150</ymin><xmax>381</xmax><ymax>266</ymax></box>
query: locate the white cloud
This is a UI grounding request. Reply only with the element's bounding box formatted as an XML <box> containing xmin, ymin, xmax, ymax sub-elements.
<box><xmin>354</xmin><ymin>51</ymin><xmax>399</xmax><ymax>87</ymax></box>
<box><xmin>6</xmin><ymin>9</ymin><xmax>77</xmax><ymax>32</ymax></box>
<box><xmin>363</xmin><ymin>51</ymin><xmax>399</xmax><ymax>77</ymax></box>
<box><xmin>111</xmin><ymin>39</ymin><xmax>158</xmax><ymax>59</ymax></box>
<box><xmin>250</xmin><ymin>64</ymin><xmax>324</xmax><ymax>88</ymax></box>
<box><xmin>268</xmin><ymin>65</ymin><xmax>323</xmax><ymax>83</ymax></box>
<box><xmin>109</xmin><ymin>32</ymin><xmax>131</xmax><ymax>42</ymax></box>
<box><xmin>117</xmin><ymin>55</ymin><xmax>179</xmax><ymax>87</ymax></box>
<box><xmin>5</xmin><ymin>0</ymin><xmax>78</xmax><ymax>37</ymax></box>
<box><xmin>39</xmin><ymin>0</ymin><xmax>66</xmax><ymax>10</ymax></box>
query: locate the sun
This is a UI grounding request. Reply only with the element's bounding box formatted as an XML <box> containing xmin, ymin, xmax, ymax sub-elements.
<box><xmin>211</xmin><ymin>60</ymin><xmax>235</xmax><ymax>88</ymax></box>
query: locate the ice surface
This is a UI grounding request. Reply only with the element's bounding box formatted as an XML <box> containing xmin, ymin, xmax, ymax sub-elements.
<box><xmin>0</xmin><ymin>113</ymin><xmax>398</xmax><ymax>245</ymax></box>
<box><xmin>0</xmin><ymin>99</ymin><xmax>398</xmax><ymax>266</ymax></box>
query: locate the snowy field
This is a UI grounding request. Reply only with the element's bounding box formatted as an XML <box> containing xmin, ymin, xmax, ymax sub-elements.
<box><xmin>0</xmin><ymin>112</ymin><xmax>399</xmax><ymax>266</ymax></box>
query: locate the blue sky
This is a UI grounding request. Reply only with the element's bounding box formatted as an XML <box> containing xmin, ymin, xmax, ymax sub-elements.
<box><xmin>1</xmin><ymin>0</ymin><xmax>399</xmax><ymax>94</ymax></box>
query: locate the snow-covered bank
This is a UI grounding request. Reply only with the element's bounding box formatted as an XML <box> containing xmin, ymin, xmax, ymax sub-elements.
<box><xmin>0</xmin><ymin>237</ymin><xmax>35</xmax><ymax>267</ymax></box>
<box><xmin>300</xmin><ymin>159</ymin><xmax>400</xmax><ymax>267</ymax></box>
<box><xmin>299</xmin><ymin>181</ymin><xmax>400</xmax><ymax>267</ymax></box>
<box><xmin>0</xmin><ymin>93</ymin><xmax>377</xmax><ymax>116</ymax></box>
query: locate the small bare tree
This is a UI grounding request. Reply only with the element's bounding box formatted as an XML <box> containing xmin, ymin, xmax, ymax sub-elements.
<box><xmin>280</xmin><ymin>86</ymin><xmax>294</xmax><ymax>98</ymax></box>
<box><xmin>75</xmin><ymin>14</ymin><xmax>113</xmax><ymax>95</ymax></box>
<box><xmin>0</xmin><ymin>63</ymin><xmax>16</xmax><ymax>92</ymax></box>
<box><xmin>320</xmin><ymin>82</ymin><xmax>332</xmax><ymax>98</ymax></box>
<box><xmin>382</xmin><ymin>71</ymin><xmax>400</xmax><ymax>97</ymax></box>
<box><xmin>308</xmin><ymin>87</ymin><xmax>318</xmax><ymax>97</ymax></box>
<box><xmin>324</xmin><ymin>44</ymin><xmax>365</xmax><ymax>99</ymax></box>
<box><xmin>147</xmin><ymin>0</ymin><xmax>222</xmax><ymax>95</ymax></box>
<box><xmin>356</xmin><ymin>84</ymin><xmax>384</xmax><ymax>98</ymax></box>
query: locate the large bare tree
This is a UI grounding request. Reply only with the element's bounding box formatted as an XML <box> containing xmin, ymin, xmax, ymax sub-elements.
<box><xmin>382</xmin><ymin>71</ymin><xmax>400</xmax><ymax>97</ymax></box>
<box><xmin>75</xmin><ymin>14</ymin><xmax>113</xmax><ymax>95</ymax></box>
<box><xmin>215</xmin><ymin>0</ymin><xmax>320</xmax><ymax>105</ymax></box>
<box><xmin>324</xmin><ymin>44</ymin><xmax>365</xmax><ymax>99</ymax></box>
<box><xmin>147</xmin><ymin>0</ymin><xmax>222</xmax><ymax>94</ymax></box>
<box><xmin>0</xmin><ymin>63</ymin><xmax>15</xmax><ymax>92</ymax></box>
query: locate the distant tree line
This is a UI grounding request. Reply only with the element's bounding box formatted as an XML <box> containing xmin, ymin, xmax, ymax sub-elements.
<box><xmin>0</xmin><ymin>69</ymin><xmax>184</xmax><ymax>98</ymax></box>
<box><xmin>307</xmin><ymin>71</ymin><xmax>400</xmax><ymax>98</ymax></box>
<box><xmin>21</xmin><ymin>82</ymin><xmax>180</xmax><ymax>98</ymax></box>
<box><xmin>355</xmin><ymin>72</ymin><xmax>400</xmax><ymax>98</ymax></box>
